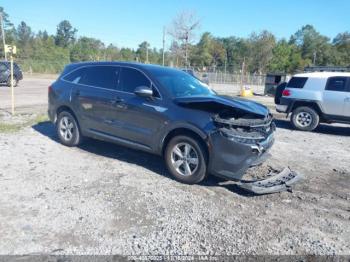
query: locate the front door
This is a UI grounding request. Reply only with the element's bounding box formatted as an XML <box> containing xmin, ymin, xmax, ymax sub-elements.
<box><xmin>343</xmin><ymin>79</ymin><xmax>350</xmax><ymax>117</ymax></box>
<box><xmin>112</xmin><ymin>67</ymin><xmax>168</xmax><ymax>150</ymax></box>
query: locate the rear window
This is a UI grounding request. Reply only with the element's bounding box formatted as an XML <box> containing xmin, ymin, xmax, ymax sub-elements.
<box><xmin>325</xmin><ymin>77</ymin><xmax>348</xmax><ymax>92</ymax></box>
<box><xmin>287</xmin><ymin>77</ymin><xmax>308</xmax><ymax>89</ymax></box>
<box><xmin>63</xmin><ymin>67</ymin><xmax>86</xmax><ymax>83</ymax></box>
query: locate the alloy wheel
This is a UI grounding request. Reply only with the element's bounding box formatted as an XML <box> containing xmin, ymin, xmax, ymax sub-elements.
<box><xmin>170</xmin><ymin>142</ymin><xmax>199</xmax><ymax>176</ymax></box>
<box><xmin>59</xmin><ymin>116</ymin><xmax>75</xmax><ymax>141</ymax></box>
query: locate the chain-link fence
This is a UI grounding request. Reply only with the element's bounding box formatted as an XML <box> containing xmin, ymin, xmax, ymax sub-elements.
<box><xmin>195</xmin><ymin>71</ymin><xmax>266</xmax><ymax>95</ymax></box>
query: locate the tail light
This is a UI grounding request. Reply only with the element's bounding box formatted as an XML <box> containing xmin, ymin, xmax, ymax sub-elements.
<box><xmin>282</xmin><ymin>89</ymin><xmax>291</xmax><ymax>97</ymax></box>
<box><xmin>48</xmin><ymin>85</ymin><xmax>52</xmax><ymax>94</ymax></box>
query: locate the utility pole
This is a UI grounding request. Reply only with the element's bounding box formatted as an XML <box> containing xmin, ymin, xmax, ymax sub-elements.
<box><xmin>162</xmin><ymin>26</ymin><xmax>165</xmax><ymax>66</ymax></box>
<box><xmin>224</xmin><ymin>58</ymin><xmax>227</xmax><ymax>84</ymax></box>
<box><xmin>240</xmin><ymin>57</ymin><xmax>245</xmax><ymax>91</ymax></box>
<box><xmin>184</xmin><ymin>32</ymin><xmax>189</xmax><ymax>68</ymax></box>
<box><xmin>0</xmin><ymin>13</ymin><xmax>7</xmax><ymax>61</ymax></box>
<box><xmin>313</xmin><ymin>51</ymin><xmax>317</xmax><ymax>66</ymax></box>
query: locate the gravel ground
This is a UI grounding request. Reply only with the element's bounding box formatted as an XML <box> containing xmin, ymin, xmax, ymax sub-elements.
<box><xmin>0</xmin><ymin>115</ymin><xmax>349</xmax><ymax>255</ymax></box>
<box><xmin>0</xmin><ymin>77</ymin><xmax>349</xmax><ymax>255</ymax></box>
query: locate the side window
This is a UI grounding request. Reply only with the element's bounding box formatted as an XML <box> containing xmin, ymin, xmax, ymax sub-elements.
<box><xmin>63</xmin><ymin>68</ymin><xmax>86</xmax><ymax>84</ymax></box>
<box><xmin>286</xmin><ymin>77</ymin><xmax>308</xmax><ymax>89</ymax></box>
<box><xmin>0</xmin><ymin>63</ymin><xmax>8</xmax><ymax>72</ymax></box>
<box><xmin>325</xmin><ymin>77</ymin><xmax>348</xmax><ymax>92</ymax></box>
<box><xmin>119</xmin><ymin>67</ymin><xmax>151</xmax><ymax>93</ymax></box>
<box><xmin>79</xmin><ymin>66</ymin><xmax>120</xmax><ymax>90</ymax></box>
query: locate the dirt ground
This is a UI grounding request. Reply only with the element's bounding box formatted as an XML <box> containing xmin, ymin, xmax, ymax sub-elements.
<box><xmin>0</xmin><ymin>77</ymin><xmax>349</xmax><ymax>255</ymax></box>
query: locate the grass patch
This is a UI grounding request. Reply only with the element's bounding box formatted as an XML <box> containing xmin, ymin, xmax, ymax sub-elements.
<box><xmin>0</xmin><ymin>123</ymin><xmax>22</xmax><ymax>133</ymax></box>
<box><xmin>0</xmin><ymin>114</ymin><xmax>50</xmax><ymax>134</ymax></box>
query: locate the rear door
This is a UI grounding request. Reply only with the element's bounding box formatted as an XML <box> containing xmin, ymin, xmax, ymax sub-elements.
<box><xmin>322</xmin><ymin>77</ymin><xmax>349</xmax><ymax>116</ymax></box>
<box><xmin>65</xmin><ymin>65</ymin><xmax>122</xmax><ymax>135</ymax></box>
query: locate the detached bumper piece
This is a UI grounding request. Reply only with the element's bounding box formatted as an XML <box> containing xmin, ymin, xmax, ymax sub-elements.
<box><xmin>237</xmin><ymin>167</ymin><xmax>303</xmax><ymax>195</ymax></box>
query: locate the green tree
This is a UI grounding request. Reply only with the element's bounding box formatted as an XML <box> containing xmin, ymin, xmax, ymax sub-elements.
<box><xmin>55</xmin><ymin>20</ymin><xmax>77</xmax><ymax>48</ymax></box>
<box><xmin>119</xmin><ymin>47</ymin><xmax>135</xmax><ymax>61</ymax></box>
<box><xmin>248</xmin><ymin>31</ymin><xmax>276</xmax><ymax>74</ymax></box>
<box><xmin>333</xmin><ymin>32</ymin><xmax>350</xmax><ymax>66</ymax></box>
<box><xmin>16</xmin><ymin>21</ymin><xmax>33</xmax><ymax>58</ymax></box>
<box><xmin>191</xmin><ymin>32</ymin><xmax>225</xmax><ymax>70</ymax></box>
<box><xmin>16</xmin><ymin>21</ymin><xmax>32</xmax><ymax>47</ymax></box>
<box><xmin>104</xmin><ymin>44</ymin><xmax>120</xmax><ymax>61</ymax></box>
<box><xmin>136</xmin><ymin>41</ymin><xmax>150</xmax><ymax>63</ymax></box>
<box><xmin>290</xmin><ymin>25</ymin><xmax>332</xmax><ymax>66</ymax></box>
<box><xmin>70</xmin><ymin>37</ymin><xmax>104</xmax><ymax>62</ymax></box>
<box><xmin>0</xmin><ymin>6</ymin><xmax>13</xmax><ymax>28</ymax></box>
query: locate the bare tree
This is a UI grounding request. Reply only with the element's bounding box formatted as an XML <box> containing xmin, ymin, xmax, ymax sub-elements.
<box><xmin>168</xmin><ymin>10</ymin><xmax>200</xmax><ymax>67</ymax></box>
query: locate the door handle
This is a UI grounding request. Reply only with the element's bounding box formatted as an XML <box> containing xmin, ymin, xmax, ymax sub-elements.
<box><xmin>344</xmin><ymin>97</ymin><xmax>350</xmax><ymax>102</ymax></box>
<box><xmin>111</xmin><ymin>97</ymin><xmax>124</xmax><ymax>104</ymax></box>
<box><xmin>110</xmin><ymin>97</ymin><xmax>126</xmax><ymax>109</ymax></box>
<box><xmin>73</xmin><ymin>90</ymin><xmax>80</xmax><ymax>96</ymax></box>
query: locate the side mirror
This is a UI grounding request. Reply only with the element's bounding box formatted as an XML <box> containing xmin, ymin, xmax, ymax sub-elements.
<box><xmin>134</xmin><ymin>86</ymin><xmax>153</xmax><ymax>98</ymax></box>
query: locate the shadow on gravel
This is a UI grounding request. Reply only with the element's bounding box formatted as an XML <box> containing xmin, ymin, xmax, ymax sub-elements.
<box><xmin>32</xmin><ymin>121</ymin><xmax>261</xmax><ymax>197</ymax></box>
<box><xmin>275</xmin><ymin>119</ymin><xmax>350</xmax><ymax>136</ymax></box>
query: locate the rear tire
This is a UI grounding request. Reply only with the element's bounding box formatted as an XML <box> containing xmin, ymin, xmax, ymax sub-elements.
<box><xmin>56</xmin><ymin>111</ymin><xmax>82</xmax><ymax>147</ymax></box>
<box><xmin>6</xmin><ymin>77</ymin><xmax>18</xmax><ymax>87</ymax></box>
<box><xmin>165</xmin><ymin>135</ymin><xmax>207</xmax><ymax>184</ymax></box>
<box><xmin>291</xmin><ymin>106</ymin><xmax>319</xmax><ymax>131</ymax></box>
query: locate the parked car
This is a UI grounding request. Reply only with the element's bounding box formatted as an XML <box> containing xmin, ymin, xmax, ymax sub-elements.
<box><xmin>276</xmin><ymin>72</ymin><xmax>350</xmax><ymax>131</ymax></box>
<box><xmin>49</xmin><ymin>62</ymin><xmax>275</xmax><ymax>184</ymax></box>
<box><xmin>0</xmin><ymin>61</ymin><xmax>23</xmax><ymax>87</ymax></box>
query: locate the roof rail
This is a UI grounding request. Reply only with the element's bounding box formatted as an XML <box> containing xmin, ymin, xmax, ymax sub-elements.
<box><xmin>304</xmin><ymin>66</ymin><xmax>350</xmax><ymax>72</ymax></box>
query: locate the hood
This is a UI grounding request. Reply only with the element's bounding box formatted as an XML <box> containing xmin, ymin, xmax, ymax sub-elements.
<box><xmin>174</xmin><ymin>95</ymin><xmax>269</xmax><ymax>117</ymax></box>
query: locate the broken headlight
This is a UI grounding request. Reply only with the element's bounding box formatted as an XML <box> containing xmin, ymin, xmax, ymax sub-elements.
<box><xmin>219</xmin><ymin>128</ymin><xmax>265</xmax><ymax>144</ymax></box>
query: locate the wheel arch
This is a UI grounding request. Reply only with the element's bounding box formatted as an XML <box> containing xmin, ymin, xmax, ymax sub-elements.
<box><xmin>289</xmin><ymin>100</ymin><xmax>324</xmax><ymax>119</ymax></box>
<box><xmin>161</xmin><ymin>127</ymin><xmax>209</xmax><ymax>163</ymax></box>
<box><xmin>55</xmin><ymin>105</ymin><xmax>79</xmax><ymax>125</ymax></box>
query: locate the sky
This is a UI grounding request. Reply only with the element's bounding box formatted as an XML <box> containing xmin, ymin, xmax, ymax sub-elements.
<box><xmin>2</xmin><ymin>0</ymin><xmax>350</xmax><ymax>49</ymax></box>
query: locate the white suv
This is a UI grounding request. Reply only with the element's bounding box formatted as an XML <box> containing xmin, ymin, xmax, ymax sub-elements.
<box><xmin>275</xmin><ymin>72</ymin><xmax>350</xmax><ymax>131</ymax></box>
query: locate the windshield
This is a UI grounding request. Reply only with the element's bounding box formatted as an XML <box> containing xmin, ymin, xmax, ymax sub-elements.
<box><xmin>150</xmin><ymin>67</ymin><xmax>214</xmax><ymax>98</ymax></box>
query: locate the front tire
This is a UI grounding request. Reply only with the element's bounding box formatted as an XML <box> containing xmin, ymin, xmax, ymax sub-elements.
<box><xmin>291</xmin><ymin>106</ymin><xmax>319</xmax><ymax>131</ymax></box>
<box><xmin>165</xmin><ymin>135</ymin><xmax>207</xmax><ymax>184</ymax></box>
<box><xmin>56</xmin><ymin>111</ymin><xmax>82</xmax><ymax>146</ymax></box>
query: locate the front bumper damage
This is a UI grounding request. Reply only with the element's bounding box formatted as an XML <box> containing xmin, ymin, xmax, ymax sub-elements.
<box><xmin>209</xmin><ymin>113</ymin><xmax>303</xmax><ymax>194</ymax></box>
<box><xmin>209</xmin><ymin>113</ymin><xmax>276</xmax><ymax>181</ymax></box>
<box><xmin>237</xmin><ymin>167</ymin><xmax>303</xmax><ymax>195</ymax></box>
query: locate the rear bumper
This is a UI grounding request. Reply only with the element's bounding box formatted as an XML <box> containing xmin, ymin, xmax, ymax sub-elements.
<box><xmin>276</xmin><ymin>97</ymin><xmax>294</xmax><ymax>114</ymax></box>
<box><xmin>48</xmin><ymin>103</ymin><xmax>56</xmax><ymax>123</ymax></box>
<box><xmin>208</xmin><ymin>131</ymin><xmax>275</xmax><ymax>181</ymax></box>
<box><xmin>275</xmin><ymin>104</ymin><xmax>288</xmax><ymax>113</ymax></box>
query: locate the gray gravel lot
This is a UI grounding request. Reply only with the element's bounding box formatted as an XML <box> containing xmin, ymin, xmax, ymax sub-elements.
<box><xmin>0</xmin><ymin>77</ymin><xmax>349</xmax><ymax>255</ymax></box>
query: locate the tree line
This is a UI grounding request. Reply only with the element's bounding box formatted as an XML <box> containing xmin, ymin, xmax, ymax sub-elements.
<box><xmin>1</xmin><ymin>7</ymin><xmax>349</xmax><ymax>74</ymax></box>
